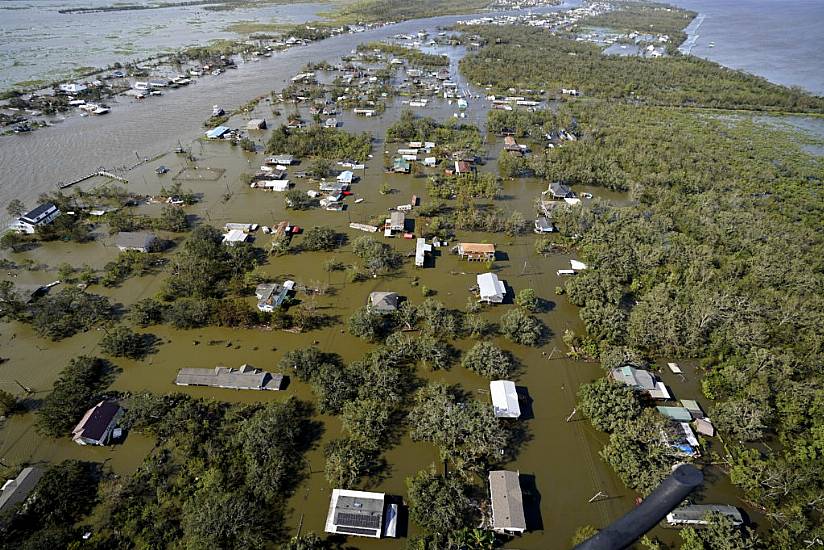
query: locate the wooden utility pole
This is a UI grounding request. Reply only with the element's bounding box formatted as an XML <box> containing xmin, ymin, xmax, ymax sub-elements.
<box><xmin>566</xmin><ymin>408</ymin><xmax>577</xmax><ymax>422</ymax></box>
<box><xmin>588</xmin><ymin>491</ymin><xmax>607</xmax><ymax>503</ymax></box>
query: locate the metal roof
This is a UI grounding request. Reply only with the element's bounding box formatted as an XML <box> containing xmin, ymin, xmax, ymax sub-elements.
<box><xmin>0</xmin><ymin>467</ymin><xmax>44</xmax><ymax>514</ymax></box>
<box><xmin>175</xmin><ymin>365</ymin><xmax>283</xmax><ymax>391</ymax></box>
<box><xmin>490</xmin><ymin>380</ymin><xmax>520</xmax><ymax>418</ymax></box>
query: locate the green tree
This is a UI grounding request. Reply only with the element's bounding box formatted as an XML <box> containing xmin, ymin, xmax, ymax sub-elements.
<box><xmin>499</xmin><ymin>307</ymin><xmax>543</xmax><ymax>346</ymax></box>
<box><xmin>301</xmin><ymin>226</ymin><xmax>342</xmax><ymax>251</ymax></box>
<box><xmin>6</xmin><ymin>199</ymin><xmax>25</xmax><ymax>218</ymax></box>
<box><xmin>406</xmin><ymin>468</ymin><xmax>473</xmax><ymax>534</ymax></box>
<box><xmin>280</xmin><ymin>533</ymin><xmax>328</xmax><ymax>550</ymax></box>
<box><xmin>680</xmin><ymin>512</ymin><xmax>758</xmax><ymax>550</ymax></box>
<box><xmin>461</xmin><ymin>341</ymin><xmax>514</xmax><ymax>379</ymax></box>
<box><xmin>341</xmin><ymin>398</ymin><xmax>392</xmax><ymax>446</ymax></box>
<box><xmin>0</xmin><ymin>389</ymin><xmax>17</xmax><ymax>416</ymax></box>
<box><xmin>285</xmin><ymin>189</ymin><xmax>315</xmax><ymax>210</ymax></box>
<box><xmin>0</xmin><ymin>231</ymin><xmax>24</xmax><ymax>252</ymax></box>
<box><xmin>35</xmin><ymin>356</ymin><xmax>111</xmax><ymax>437</ymax></box>
<box><xmin>29</xmin><ymin>288</ymin><xmax>113</xmax><ymax>341</ymax></box>
<box><xmin>323</xmin><ymin>437</ymin><xmax>378</xmax><ymax>489</ymax></box>
<box><xmin>515</xmin><ymin>288</ymin><xmax>538</xmax><ymax>311</ymax></box>
<box><xmin>180</xmin><ymin>469</ymin><xmax>266</xmax><ymax>550</ymax></box>
<box><xmin>99</xmin><ymin>325</ymin><xmax>152</xmax><ymax>359</ymax></box>
<box><xmin>348</xmin><ymin>306</ymin><xmax>385</xmax><ymax>341</ymax></box>
<box><xmin>577</xmin><ymin>378</ymin><xmax>642</xmax><ymax>432</ymax></box>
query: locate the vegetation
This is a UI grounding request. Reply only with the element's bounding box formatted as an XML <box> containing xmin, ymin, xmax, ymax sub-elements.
<box><xmin>29</xmin><ymin>288</ymin><xmax>113</xmax><ymax>341</ymax></box>
<box><xmin>284</xmin><ymin>189</ymin><xmax>317</xmax><ymax>210</ymax></box>
<box><xmin>299</xmin><ymin>226</ymin><xmax>344</xmax><ymax>251</ymax></box>
<box><xmin>577</xmin><ymin>378</ymin><xmax>641</xmax><ymax>433</ymax></box>
<box><xmin>101</xmin><ymin>250</ymin><xmax>159</xmax><ymax>287</ymax></box>
<box><xmin>460</xmin><ymin>25</ymin><xmax>824</xmax><ymax>113</ymax></box>
<box><xmin>409</xmin><ymin>383</ymin><xmax>508</xmax><ymax>474</ymax></box>
<box><xmin>35</xmin><ymin>356</ymin><xmax>113</xmax><ymax>437</ymax></box>
<box><xmin>99</xmin><ymin>325</ymin><xmax>155</xmax><ymax>359</ymax></box>
<box><xmin>334</xmin><ymin>0</ymin><xmax>491</xmax><ymax>23</ymax></box>
<box><xmin>357</xmin><ymin>42</ymin><xmax>449</xmax><ymax>66</ymax></box>
<box><xmin>461</xmin><ymin>341</ymin><xmax>514</xmax><ymax>379</ymax></box>
<box><xmin>0</xmin><ymin>460</ymin><xmax>101</xmax><ymax>548</ymax></box>
<box><xmin>406</xmin><ymin>468</ymin><xmax>474</xmax><ymax>534</ymax></box>
<box><xmin>163</xmin><ymin>225</ymin><xmax>261</xmax><ymax>300</ymax></box>
<box><xmin>265</xmin><ymin>124</ymin><xmax>372</xmax><ymax>161</ymax></box>
<box><xmin>351</xmin><ymin>236</ymin><xmax>403</xmax><ymax>276</ymax></box>
<box><xmin>499</xmin><ymin>307</ymin><xmax>544</xmax><ymax>346</ymax></box>
<box><xmin>386</xmin><ymin>109</ymin><xmax>483</xmax><ymax>155</ymax></box>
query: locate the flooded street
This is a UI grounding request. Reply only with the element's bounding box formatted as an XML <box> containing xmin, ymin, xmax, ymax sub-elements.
<box><xmin>0</xmin><ymin>1</ymin><xmax>758</xmax><ymax>548</ymax></box>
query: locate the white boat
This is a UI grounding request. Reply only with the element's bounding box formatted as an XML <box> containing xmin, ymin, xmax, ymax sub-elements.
<box><xmin>355</xmin><ymin>198</ymin><xmax>364</xmax><ymax>203</ymax></box>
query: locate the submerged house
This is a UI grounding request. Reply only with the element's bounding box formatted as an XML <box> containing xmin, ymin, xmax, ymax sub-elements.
<box><xmin>8</xmin><ymin>203</ymin><xmax>60</xmax><ymax>234</ymax></box>
<box><xmin>415</xmin><ymin>238</ymin><xmax>432</xmax><ymax>267</ymax></box>
<box><xmin>666</xmin><ymin>504</ymin><xmax>743</xmax><ymax>527</ymax></box>
<box><xmin>490</xmin><ymin>380</ymin><xmax>520</xmax><ymax>419</ymax></box>
<box><xmin>547</xmin><ymin>181</ymin><xmax>574</xmax><ymax>199</ymax></box>
<box><xmin>368</xmin><ymin>291</ymin><xmax>399</xmax><ymax>313</ymax></box>
<box><xmin>205</xmin><ymin>126</ymin><xmax>230</xmax><ymax>139</ymax></box>
<box><xmin>175</xmin><ymin>364</ymin><xmax>283</xmax><ymax>391</ymax></box>
<box><xmin>392</xmin><ymin>157</ymin><xmax>411</xmax><ymax>173</ymax></box>
<box><xmin>325</xmin><ymin>489</ymin><xmax>397</xmax><ymax>539</ymax></box>
<box><xmin>72</xmin><ymin>401</ymin><xmax>123</xmax><ymax>446</ymax></box>
<box><xmin>488</xmin><ymin>470</ymin><xmax>527</xmax><ymax>535</ymax></box>
<box><xmin>0</xmin><ymin>467</ymin><xmax>44</xmax><ymax>516</ymax></box>
<box><xmin>222</xmin><ymin>229</ymin><xmax>249</xmax><ymax>245</ymax></box>
<box><xmin>255</xmin><ymin>280</ymin><xmax>295</xmax><ymax>312</ymax></box>
<box><xmin>610</xmin><ymin>365</ymin><xmax>671</xmax><ymax>399</ymax></box>
<box><xmin>246</xmin><ymin>118</ymin><xmax>267</xmax><ymax>130</ymax></box>
<box><xmin>457</xmin><ymin>242</ymin><xmax>496</xmax><ymax>262</ymax></box>
<box><xmin>477</xmin><ymin>272</ymin><xmax>506</xmax><ymax>303</ymax></box>
<box><xmin>116</xmin><ymin>231</ymin><xmax>159</xmax><ymax>252</ymax></box>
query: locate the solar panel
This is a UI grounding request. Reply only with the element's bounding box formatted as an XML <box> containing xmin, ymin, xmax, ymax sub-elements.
<box><xmin>336</xmin><ymin>526</ymin><xmax>379</xmax><ymax>536</ymax></box>
<box><xmin>335</xmin><ymin>512</ymin><xmax>382</xmax><ymax>530</ymax></box>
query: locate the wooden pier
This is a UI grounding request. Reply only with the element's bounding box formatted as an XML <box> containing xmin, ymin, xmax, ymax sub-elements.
<box><xmin>58</xmin><ymin>170</ymin><xmax>128</xmax><ymax>189</ymax></box>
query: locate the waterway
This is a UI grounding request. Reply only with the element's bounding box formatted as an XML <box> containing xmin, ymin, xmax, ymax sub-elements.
<box><xmin>674</xmin><ymin>0</ymin><xmax>824</xmax><ymax>95</ymax></box>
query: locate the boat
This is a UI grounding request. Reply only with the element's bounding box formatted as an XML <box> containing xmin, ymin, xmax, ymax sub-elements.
<box><xmin>355</xmin><ymin>198</ymin><xmax>364</xmax><ymax>203</ymax></box>
<box><xmin>708</xmin><ymin>42</ymin><xmax>715</xmax><ymax>48</ymax></box>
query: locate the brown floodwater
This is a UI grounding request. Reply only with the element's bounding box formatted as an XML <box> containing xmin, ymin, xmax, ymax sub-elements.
<box><xmin>0</xmin><ymin>8</ymin><xmax>755</xmax><ymax>549</ymax></box>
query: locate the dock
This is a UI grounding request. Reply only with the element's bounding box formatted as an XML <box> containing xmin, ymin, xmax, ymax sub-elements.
<box><xmin>58</xmin><ymin>170</ymin><xmax>128</xmax><ymax>189</ymax></box>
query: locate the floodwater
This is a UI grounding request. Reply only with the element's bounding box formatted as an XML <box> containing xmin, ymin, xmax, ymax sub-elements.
<box><xmin>673</xmin><ymin>0</ymin><xmax>824</xmax><ymax>95</ymax></box>
<box><xmin>0</xmin><ymin>0</ymin><xmax>333</xmax><ymax>92</ymax></box>
<box><xmin>0</xmin><ymin>0</ymin><xmax>583</xmax><ymax>226</ymax></box>
<box><xmin>0</xmin><ymin>1</ymin><xmax>771</xmax><ymax>547</ymax></box>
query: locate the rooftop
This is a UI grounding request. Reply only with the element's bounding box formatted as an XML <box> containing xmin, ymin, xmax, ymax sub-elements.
<box><xmin>489</xmin><ymin>470</ymin><xmax>526</xmax><ymax>532</ymax></box>
<box><xmin>175</xmin><ymin>365</ymin><xmax>283</xmax><ymax>391</ymax></box>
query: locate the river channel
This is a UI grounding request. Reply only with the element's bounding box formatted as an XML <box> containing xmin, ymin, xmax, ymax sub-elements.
<box><xmin>0</xmin><ymin>1</ymin><xmax>761</xmax><ymax>547</ymax></box>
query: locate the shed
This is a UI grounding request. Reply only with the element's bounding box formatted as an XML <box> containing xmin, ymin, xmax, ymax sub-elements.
<box><xmin>680</xmin><ymin>399</ymin><xmax>704</xmax><ymax>419</ymax></box>
<box><xmin>246</xmin><ymin>118</ymin><xmax>267</xmax><ymax>130</ymax></box>
<box><xmin>368</xmin><ymin>291</ymin><xmax>399</xmax><ymax>313</ymax></box>
<box><xmin>694</xmin><ymin>418</ymin><xmax>715</xmax><ymax>437</ymax></box>
<box><xmin>0</xmin><ymin>467</ymin><xmax>44</xmax><ymax>515</ymax></box>
<box><xmin>488</xmin><ymin>470</ymin><xmax>526</xmax><ymax>534</ymax></box>
<box><xmin>477</xmin><ymin>273</ymin><xmax>505</xmax><ymax>303</ymax></box>
<box><xmin>657</xmin><ymin>406</ymin><xmax>693</xmax><ymax>422</ymax></box>
<box><xmin>116</xmin><ymin>231</ymin><xmax>159</xmax><ymax>252</ymax></box>
<box><xmin>490</xmin><ymin>380</ymin><xmax>520</xmax><ymax>418</ymax></box>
